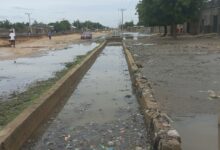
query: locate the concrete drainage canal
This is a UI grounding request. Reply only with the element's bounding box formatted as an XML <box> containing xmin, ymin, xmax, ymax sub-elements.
<box><xmin>21</xmin><ymin>42</ymin><xmax>150</xmax><ymax>150</ymax></box>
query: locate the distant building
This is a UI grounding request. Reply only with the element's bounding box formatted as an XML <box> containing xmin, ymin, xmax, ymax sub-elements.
<box><xmin>32</xmin><ymin>24</ymin><xmax>50</xmax><ymax>34</ymax></box>
<box><xmin>183</xmin><ymin>0</ymin><xmax>220</xmax><ymax>35</ymax></box>
<box><xmin>0</xmin><ymin>28</ymin><xmax>9</xmax><ymax>37</ymax></box>
<box><xmin>199</xmin><ymin>0</ymin><xmax>220</xmax><ymax>33</ymax></box>
<box><xmin>127</xmin><ymin>26</ymin><xmax>149</xmax><ymax>33</ymax></box>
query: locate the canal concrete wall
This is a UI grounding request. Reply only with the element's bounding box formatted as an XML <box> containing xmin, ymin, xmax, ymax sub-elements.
<box><xmin>0</xmin><ymin>41</ymin><xmax>106</xmax><ymax>150</ymax></box>
<box><xmin>123</xmin><ymin>42</ymin><xmax>182</xmax><ymax>150</ymax></box>
<box><xmin>106</xmin><ymin>36</ymin><xmax>122</xmax><ymax>42</ymax></box>
<box><xmin>0</xmin><ymin>37</ymin><xmax>182</xmax><ymax>150</ymax></box>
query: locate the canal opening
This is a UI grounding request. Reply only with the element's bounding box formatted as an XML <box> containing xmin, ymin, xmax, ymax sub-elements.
<box><xmin>22</xmin><ymin>43</ymin><xmax>149</xmax><ymax>149</ymax></box>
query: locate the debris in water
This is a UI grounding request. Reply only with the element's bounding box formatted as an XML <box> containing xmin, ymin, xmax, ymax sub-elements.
<box><xmin>134</xmin><ymin>54</ymin><xmax>139</xmax><ymax>57</ymax></box>
<box><xmin>64</xmin><ymin>134</ymin><xmax>71</xmax><ymax>141</ymax></box>
<box><xmin>133</xmin><ymin>43</ymin><xmax>143</xmax><ymax>46</ymax></box>
<box><xmin>107</xmin><ymin>141</ymin><xmax>114</xmax><ymax>146</ymax></box>
<box><xmin>112</xmin><ymin>98</ymin><xmax>117</xmax><ymax>101</ymax></box>
<box><xmin>65</xmin><ymin>143</ymin><xmax>73</xmax><ymax>149</ymax></box>
<box><xmin>143</xmin><ymin>43</ymin><xmax>155</xmax><ymax>46</ymax></box>
<box><xmin>136</xmin><ymin>62</ymin><xmax>143</xmax><ymax>68</ymax></box>
<box><xmin>99</xmin><ymin>144</ymin><xmax>106</xmax><ymax>149</ymax></box>
<box><xmin>135</xmin><ymin>146</ymin><xmax>143</xmax><ymax>150</ymax></box>
<box><xmin>125</xmin><ymin>95</ymin><xmax>132</xmax><ymax>98</ymax></box>
<box><xmin>208</xmin><ymin>90</ymin><xmax>220</xmax><ymax>99</ymax></box>
<box><xmin>46</xmin><ymin>141</ymin><xmax>54</xmax><ymax>146</ymax></box>
<box><xmin>167</xmin><ymin>129</ymin><xmax>180</xmax><ymax>138</ymax></box>
<box><xmin>127</xmin><ymin>101</ymin><xmax>133</xmax><ymax>105</ymax></box>
<box><xmin>107</xmin><ymin>129</ymin><xmax>113</xmax><ymax>133</ymax></box>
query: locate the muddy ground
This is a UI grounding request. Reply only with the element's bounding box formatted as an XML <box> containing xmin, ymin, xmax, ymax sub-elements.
<box><xmin>0</xmin><ymin>32</ymin><xmax>107</xmax><ymax>60</ymax></box>
<box><xmin>125</xmin><ymin>35</ymin><xmax>220</xmax><ymax>150</ymax></box>
<box><xmin>126</xmin><ymin>35</ymin><xmax>220</xmax><ymax>116</ymax></box>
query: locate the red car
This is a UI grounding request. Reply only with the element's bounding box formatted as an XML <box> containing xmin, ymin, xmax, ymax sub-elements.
<box><xmin>81</xmin><ymin>32</ymin><xmax>92</xmax><ymax>39</ymax></box>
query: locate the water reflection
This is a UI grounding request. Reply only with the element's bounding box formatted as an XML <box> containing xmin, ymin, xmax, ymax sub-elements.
<box><xmin>0</xmin><ymin>42</ymin><xmax>98</xmax><ymax>100</ymax></box>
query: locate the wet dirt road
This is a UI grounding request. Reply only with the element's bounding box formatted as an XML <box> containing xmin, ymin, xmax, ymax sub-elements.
<box><xmin>126</xmin><ymin>36</ymin><xmax>220</xmax><ymax>150</ymax></box>
<box><xmin>22</xmin><ymin>44</ymin><xmax>149</xmax><ymax>150</ymax></box>
<box><xmin>0</xmin><ymin>42</ymin><xmax>98</xmax><ymax>101</ymax></box>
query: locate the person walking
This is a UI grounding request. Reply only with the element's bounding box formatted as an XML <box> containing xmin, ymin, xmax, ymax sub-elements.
<box><xmin>48</xmin><ymin>31</ymin><xmax>52</xmax><ymax>40</ymax></box>
<box><xmin>9</xmin><ymin>29</ymin><xmax>16</xmax><ymax>47</ymax></box>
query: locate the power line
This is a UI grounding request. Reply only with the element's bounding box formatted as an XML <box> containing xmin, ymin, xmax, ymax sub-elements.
<box><xmin>119</xmin><ymin>8</ymin><xmax>126</xmax><ymax>32</ymax></box>
<box><xmin>25</xmin><ymin>12</ymin><xmax>32</xmax><ymax>33</ymax></box>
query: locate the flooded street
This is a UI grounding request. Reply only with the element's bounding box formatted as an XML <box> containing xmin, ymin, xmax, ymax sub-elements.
<box><xmin>22</xmin><ymin>44</ymin><xmax>149</xmax><ymax>150</ymax></box>
<box><xmin>1</xmin><ymin>0</ymin><xmax>220</xmax><ymax>148</ymax></box>
<box><xmin>0</xmin><ymin>42</ymin><xmax>98</xmax><ymax>101</ymax></box>
<box><xmin>126</xmin><ymin>36</ymin><xmax>220</xmax><ymax>150</ymax></box>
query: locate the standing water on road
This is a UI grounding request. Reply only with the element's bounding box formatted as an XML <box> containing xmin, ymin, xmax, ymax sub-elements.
<box><xmin>22</xmin><ymin>45</ymin><xmax>149</xmax><ymax>150</ymax></box>
<box><xmin>0</xmin><ymin>42</ymin><xmax>98</xmax><ymax>101</ymax></box>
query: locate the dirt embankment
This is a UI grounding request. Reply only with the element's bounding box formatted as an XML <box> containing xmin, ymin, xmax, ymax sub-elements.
<box><xmin>126</xmin><ymin>35</ymin><xmax>220</xmax><ymax>116</ymax></box>
<box><xmin>0</xmin><ymin>32</ymin><xmax>106</xmax><ymax>60</ymax></box>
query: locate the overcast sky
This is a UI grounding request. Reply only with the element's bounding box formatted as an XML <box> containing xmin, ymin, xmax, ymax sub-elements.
<box><xmin>0</xmin><ymin>0</ymin><xmax>139</xmax><ymax>27</ymax></box>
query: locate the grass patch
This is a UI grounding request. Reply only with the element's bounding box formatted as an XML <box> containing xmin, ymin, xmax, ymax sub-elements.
<box><xmin>0</xmin><ymin>49</ymin><xmax>96</xmax><ymax>130</ymax></box>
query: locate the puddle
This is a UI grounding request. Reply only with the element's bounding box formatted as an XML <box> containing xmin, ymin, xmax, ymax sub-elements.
<box><xmin>173</xmin><ymin>114</ymin><xmax>218</xmax><ymax>150</ymax></box>
<box><xmin>22</xmin><ymin>45</ymin><xmax>149</xmax><ymax>149</ymax></box>
<box><xmin>123</xmin><ymin>32</ymin><xmax>151</xmax><ymax>40</ymax></box>
<box><xmin>0</xmin><ymin>42</ymin><xmax>98</xmax><ymax>100</ymax></box>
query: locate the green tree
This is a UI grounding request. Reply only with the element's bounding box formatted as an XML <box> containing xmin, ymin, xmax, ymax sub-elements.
<box><xmin>59</xmin><ymin>20</ymin><xmax>71</xmax><ymax>31</ymax></box>
<box><xmin>73</xmin><ymin>20</ymin><xmax>106</xmax><ymax>30</ymax></box>
<box><xmin>0</xmin><ymin>20</ymin><xmax>29</xmax><ymax>32</ymax></box>
<box><xmin>123</xmin><ymin>21</ymin><xmax>134</xmax><ymax>29</ymax></box>
<box><xmin>13</xmin><ymin>22</ymin><xmax>27</xmax><ymax>32</ymax></box>
<box><xmin>0</xmin><ymin>20</ymin><xmax>12</xmax><ymax>29</ymax></box>
<box><xmin>136</xmin><ymin>0</ymin><xmax>207</xmax><ymax>37</ymax></box>
<box><xmin>73</xmin><ymin>20</ymin><xmax>82</xmax><ymax>29</ymax></box>
<box><xmin>49</xmin><ymin>20</ymin><xmax>71</xmax><ymax>32</ymax></box>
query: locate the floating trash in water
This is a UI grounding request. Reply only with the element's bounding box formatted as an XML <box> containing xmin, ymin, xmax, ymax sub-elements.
<box><xmin>64</xmin><ymin>134</ymin><xmax>71</xmax><ymax>141</ymax></box>
<box><xmin>208</xmin><ymin>90</ymin><xmax>220</xmax><ymax>99</ymax></box>
<box><xmin>65</xmin><ymin>143</ymin><xmax>73</xmax><ymax>149</ymax></box>
<box><xmin>199</xmin><ymin>90</ymin><xmax>220</xmax><ymax>99</ymax></box>
<box><xmin>107</xmin><ymin>141</ymin><xmax>114</xmax><ymax>146</ymax></box>
<box><xmin>135</xmin><ymin>146</ymin><xmax>143</xmax><ymax>150</ymax></box>
<box><xmin>125</xmin><ymin>95</ymin><xmax>132</xmax><ymax>98</ymax></box>
<box><xmin>167</xmin><ymin>129</ymin><xmax>180</xmax><ymax>138</ymax></box>
<box><xmin>133</xmin><ymin>43</ymin><xmax>143</xmax><ymax>46</ymax></box>
<box><xmin>143</xmin><ymin>43</ymin><xmax>155</xmax><ymax>46</ymax></box>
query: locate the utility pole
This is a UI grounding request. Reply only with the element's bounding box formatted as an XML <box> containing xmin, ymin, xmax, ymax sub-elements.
<box><xmin>25</xmin><ymin>13</ymin><xmax>32</xmax><ymax>33</ymax></box>
<box><xmin>119</xmin><ymin>9</ymin><xmax>126</xmax><ymax>33</ymax></box>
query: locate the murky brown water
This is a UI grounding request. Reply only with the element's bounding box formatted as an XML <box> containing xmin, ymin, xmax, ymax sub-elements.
<box><xmin>22</xmin><ymin>45</ymin><xmax>149</xmax><ymax>150</ymax></box>
<box><xmin>0</xmin><ymin>42</ymin><xmax>98</xmax><ymax>101</ymax></box>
